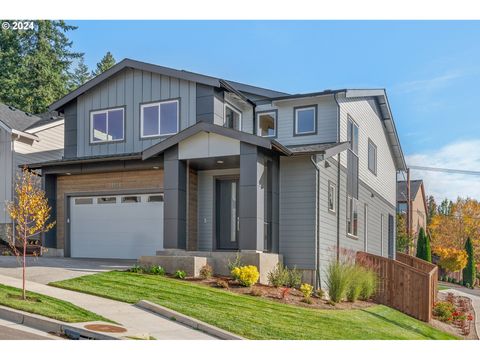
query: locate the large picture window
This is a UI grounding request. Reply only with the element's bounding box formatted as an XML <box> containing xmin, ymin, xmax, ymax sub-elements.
<box><xmin>141</xmin><ymin>99</ymin><xmax>179</xmax><ymax>138</ymax></box>
<box><xmin>294</xmin><ymin>106</ymin><xmax>316</xmax><ymax>135</ymax></box>
<box><xmin>91</xmin><ymin>108</ymin><xmax>124</xmax><ymax>143</ymax></box>
<box><xmin>224</xmin><ymin>103</ymin><xmax>241</xmax><ymax>131</ymax></box>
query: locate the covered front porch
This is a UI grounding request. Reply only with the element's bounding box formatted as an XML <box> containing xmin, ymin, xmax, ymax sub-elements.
<box><xmin>140</xmin><ymin>122</ymin><xmax>285</xmax><ymax>282</ymax></box>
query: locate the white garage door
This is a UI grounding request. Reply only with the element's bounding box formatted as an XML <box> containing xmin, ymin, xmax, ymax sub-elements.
<box><xmin>70</xmin><ymin>193</ymin><xmax>164</xmax><ymax>259</ymax></box>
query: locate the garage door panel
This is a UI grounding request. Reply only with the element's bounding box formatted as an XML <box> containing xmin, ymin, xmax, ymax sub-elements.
<box><xmin>70</xmin><ymin>194</ymin><xmax>163</xmax><ymax>259</ymax></box>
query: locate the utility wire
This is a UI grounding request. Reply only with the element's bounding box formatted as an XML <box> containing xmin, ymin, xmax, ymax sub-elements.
<box><xmin>408</xmin><ymin>165</ymin><xmax>480</xmax><ymax>176</ymax></box>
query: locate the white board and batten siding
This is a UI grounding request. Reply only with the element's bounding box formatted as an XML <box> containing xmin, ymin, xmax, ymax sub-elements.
<box><xmin>76</xmin><ymin>68</ymin><xmax>197</xmax><ymax>157</ymax></box>
<box><xmin>337</xmin><ymin>94</ymin><xmax>397</xmax><ymax>206</ymax></box>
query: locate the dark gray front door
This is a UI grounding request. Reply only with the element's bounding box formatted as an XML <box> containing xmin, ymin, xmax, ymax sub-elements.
<box><xmin>215</xmin><ymin>178</ymin><xmax>239</xmax><ymax>250</ymax></box>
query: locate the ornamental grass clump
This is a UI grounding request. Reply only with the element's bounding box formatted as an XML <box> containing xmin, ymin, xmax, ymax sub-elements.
<box><xmin>346</xmin><ymin>265</ymin><xmax>364</xmax><ymax>302</ymax></box>
<box><xmin>359</xmin><ymin>268</ymin><xmax>377</xmax><ymax>301</ymax></box>
<box><xmin>325</xmin><ymin>260</ymin><xmax>352</xmax><ymax>304</ymax></box>
<box><xmin>231</xmin><ymin>265</ymin><xmax>260</xmax><ymax>287</ymax></box>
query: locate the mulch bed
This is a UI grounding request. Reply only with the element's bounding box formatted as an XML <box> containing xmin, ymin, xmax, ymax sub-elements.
<box><xmin>431</xmin><ymin>292</ymin><xmax>478</xmax><ymax>340</ymax></box>
<box><xmin>186</xmin><ymin>276</ymin><xmax>375</xmax><ymax>310</ymax></box>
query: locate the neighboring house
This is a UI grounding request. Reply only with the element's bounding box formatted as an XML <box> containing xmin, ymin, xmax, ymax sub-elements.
<box><xmin>0</xmin><ymin>104</ymin><xmax>64</xmax><ymax>240</ymax></box>
<box><xmin>397</xmin><ymin>179</ymin><xmax>428</xmax><ymax>244</ymax></box>
<box><xmin>26</xmin><ymin>59</ymin><xmax>406</xmax><ymax>287</ymax></box>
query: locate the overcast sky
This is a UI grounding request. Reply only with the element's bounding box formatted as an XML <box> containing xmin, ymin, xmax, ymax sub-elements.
<box><xmin>67</xmin><ymin>20</ymin><xmax>480</xmax><ymax>202</ymax></box>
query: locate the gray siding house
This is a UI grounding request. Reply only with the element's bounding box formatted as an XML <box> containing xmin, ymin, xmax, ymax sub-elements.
<box><xmin>27</xmin><ymin>59</ymin><xmax>406</xmax><ymax>287</ymax></box>
<box><xmin>0</xmin><ymin>104</ymin><xmax>64</xmax><ymax>240</ymax></box>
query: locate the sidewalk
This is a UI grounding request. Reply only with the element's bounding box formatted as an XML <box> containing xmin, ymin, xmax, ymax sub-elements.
<box><xmin>440</xmin><ymin>288</ymin><xmax>480</xmax><ymax>337</ymax></box>
<box><xmin>0</xmin><ymin>274</ymin><xmax>216</xmax><ymax>340</ymax></box>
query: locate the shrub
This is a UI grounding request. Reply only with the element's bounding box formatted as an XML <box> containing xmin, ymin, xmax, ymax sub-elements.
<box><xmin>300</xmin><ymin>283</ymin><xmax>313</xmax><ymax>300</ymax></box>
<box><xmin>315</xmin><ymin>288</ymin><xmax>325</xmax><ymax>299</ymax></box>
<box><xmin>285</xmin><ymin>266</ymin><xmax>302</xmax><ymax>289</ymax></box>
<box><xmin>231</xmin><ymin>265</ymin><xmax>260</xmax><ymax>287</ymax></box>
<box><xmin>416</xmin><ymin>227</ymin><xmax>432</xmax><ymax>262</ymax></box>
<box><xmin>325</xmin><ymin>260</ymin><xmax>352</xmax><ymax>303</ymax></box>
<box><xmin>267</xmin><ymin>264</ymin><xmax>288</xmax><ymax>288</ymax></box>
<box><xmin>227</xmin><ymin>252</ymin><xmax>243</xmax><ymax>272</ymax></box>
<box><xmin>148</xmin><ymin>265</ymin><xmax>166</xmax><ymax>275</ymax></box>
<box><xmin>433</xmin><ymin>301</ymin><xmax>456</xmax><ymax>323</ymax></box>
<box><xmin>174</xmin><ymin>270</ymin><xmax>187</xmax><ymax>279</ymax></box>
<box><xmin>215</xmin><ymin>279</ymin><xmax>229</xmax><ymax>289</ymax></box>
<box><xmin>199</xmin><ymin>264</ymin><xmax>213</xmax><ymax>279</ymax></box>
<box><xmin>128</xmin><ymin>264</ymin><xmax>143</xmax><ymax>273</ymax></box>
<box><xmin>359</xmin><ymin>269</ymin><xmax>377</xmax><ymax>301</ymax></box>
<box><xmin>463</xmin><ymin>237</ymin><xmax>476</xmax><ymax>289</ymax></box>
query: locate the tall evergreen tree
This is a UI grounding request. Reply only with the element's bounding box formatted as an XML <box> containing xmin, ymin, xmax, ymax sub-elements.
<box><xmin>0</xmin><ymin>20</ymin><xmax>82</xmax><ymax>113</ymax></box>
<box><xmin>69</xmin><ymin>56</ymin><xmax>91</xmax><ymax>90</ymax></box>
<box><xmin>416</xmin><ymin>227</ymin><xmax>426</xmax><ymax>260</ymax></box>
<box><xmin>463</xmin><ymin>237</ymin><xmax>476</xmax><ymax>287</ymax></box>
<box><xmin>425</xmin><ymin>233</ymin><xmax>432</xmax><ymax>263</ymax></box>
<box><xmin>92</xmin><ymin>51</ymin><xmax>116</xmax><ymax>77</ymax></box>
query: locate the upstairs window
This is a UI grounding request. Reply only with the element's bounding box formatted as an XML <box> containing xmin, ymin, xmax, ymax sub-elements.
<box><xmin>224</xmin><ymin>103</ymin><xmax>241</xmax><ymax>131</ymax></box>
<box><xmin>294</xmin><ymin>106</ymin><xmax>316</xmax><ymax>135</ymax></box>
<box><xmin>141</xmin><ymin>99</ymin><xmax>179</xmax><ymax>138</ymax></box>
<box><xmin>257</xmin><ymin>111</ymin><xmax>277</xmax><ymax>137</ymax></box>
<box><xmin>347</xmin><ymin>116</ymin><xmax>359</xmax><ymax>155</ymax></box>
<box><xmin>368</xmin><ymin>139</ymin><xmax>377</xmax><ymax>175</ymax></box>
<box><xmin>91</xmin><ymin>108</ymin><xmax>124</xmax><ymax>143</ymax></box>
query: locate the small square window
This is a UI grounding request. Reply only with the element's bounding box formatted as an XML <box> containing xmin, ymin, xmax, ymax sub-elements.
<box><xmin>122</xmin><ymin>196</ymin><xmax>140</xmax><ymax>203</ymax></box>
<box><xmin>368</xmin><ymin>139</ymin><xmax>377</xmax><ymax>175</ymax></box>
<box><xmin>75</xmin><ymin>198</ymin><xmax>93</xmax><ymax>205</ymax></box>
<box><xmin>91</xmin><ymin>108</ymin><xmax>124</xmax><ymax>143</ymax></box>
<box><xmin>294</xmin><ymin>106</ymin><xmax>316</xmax><ymax>135</ymax></box>
<box><xmin>257</xmin><ymin>111</ymin><xmax>276</xmax><ymax>137</ymax></box>
<box><xmin>148</xmin><ymin>194</ymin><xmax>164</xmax><ymax>202</ymax></box>
<box><xmin>98</xmin><ymin>197</ymin><xmax>116</xmax><ymax>204</ymax></box>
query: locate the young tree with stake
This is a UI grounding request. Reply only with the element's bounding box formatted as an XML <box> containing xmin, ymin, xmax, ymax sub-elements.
<box><xmin>6</xmin><ymin>168</ymin><xmax>55</xmax><ymax>300</ymax></box>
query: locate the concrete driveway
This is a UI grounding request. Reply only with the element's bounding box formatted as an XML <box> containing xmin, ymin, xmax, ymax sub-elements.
<box><xmin>0</xmin><ymin>256</ymin><xmax>134</xmax><ymax>284</ymax></box>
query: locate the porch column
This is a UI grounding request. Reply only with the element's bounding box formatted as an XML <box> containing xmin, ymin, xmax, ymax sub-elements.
<box><xmin>163</xmin><ymin>145</ymin><xmax>187</xmax><ymax>249</ymax></box>
<box><xmin>239</xmin><ymin>143</ymin><xmax>265</xmax><ymax>251</ymax></box>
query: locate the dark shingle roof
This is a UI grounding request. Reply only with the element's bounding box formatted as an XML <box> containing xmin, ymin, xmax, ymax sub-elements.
<box><xmin>0</xmin><ymin>103</ymin><xmax>40</xmax><ymax>131</ymax></box>
<box><xmin>397</xmin><ymin>180</ymin><xmax>423</xmax><ymax>202</ymax></box>
<box><xmin>25</xmin><ymin>111</ymin><xmax>64</xmax><ymax>131</ymax></box>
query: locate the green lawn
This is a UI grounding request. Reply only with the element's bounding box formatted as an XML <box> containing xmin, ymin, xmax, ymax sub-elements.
<box><xmin>0</xmin><ymin>283</ymin><xmax>110</xmax><ymax>323</ymax></box>
<box><xmin>50</xmin><ymin>271</ymin><xmax>457</xmax><ymax>340</ymax></box>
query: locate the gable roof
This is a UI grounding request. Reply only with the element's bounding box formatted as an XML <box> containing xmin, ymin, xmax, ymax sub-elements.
<box><xmin>0</xmin><ymin>103</ymin><xmax>41</xmax><ymax>131</ymax></box>
<box><xmin>49</xmin><ymin>58</ymin><xmax>289</xmax><ymax>111</ymax></box>
<box><xmin>397</xmin><ymin>180</ymin><xmax>424</xmax><ymax>202</ymax></box>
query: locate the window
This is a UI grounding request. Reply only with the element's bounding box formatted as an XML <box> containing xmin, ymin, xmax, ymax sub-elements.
<box><xmin>347</xmin><ymin>116</ymin><xmax>359</xmax><ymax>155</ymax></box>
<box><xmin>98</xmin><ymin>197</ymin><xmax>116</xmax><ymax>204</ymax></box>
<box><xmin>91</xmin><ymin>108</ymin><xmax>124</xmax><ymax>143</ymax></box>
<box><xmin>328</xmin><ymin>181</ymin><xmax>336</xmax><ymax>213</ymax></box>
<box><xmin>148</xmin><ymin>194</ymin><xmax>164</xmax><ymax>202</ymax></box>
<box><xmin>121</xmin><ymin>196</ymin><xmax>140</xmax><ymax>203</ymax></box>
<box><xmin>141</xmin><ymin>100</ymin><xmax>179</xmax><ymax>138</ymax></box>
<box><xmin>257</xmin><ymin>111</ymin><xmax>277</xmax><ymax>137</ymax></box>
<box><xmin>224</xmin><ymin>103</ymin><xmax>241</xmax><ymax>130</ymax></box>
<box><xmin>294</xmin><ymin>106</ymin><xmax>316</xmax><ymax>135</ymax></box>
<box><xmin>368</xmin><ymin>139</ymin><xmax>377</xmax><ymax>175</ymax></box>
<box><xmin>347</xmin><ymin>196</ymin><xmax>358</xmax><ymax>237</ymax></box>
<box><xmin>75</xmin><ymin>198</ymin><xmax>93</xmax><ymax>205</ymax></box>
<box><xmin>381</xmin><ymin>214</ymin><xmax>385</xmax><ymax>256</ymax></box>
<box><xmin>397</xmin><ymin>203</ymin><xmax>407</xmax><ymax>214</ymax></box>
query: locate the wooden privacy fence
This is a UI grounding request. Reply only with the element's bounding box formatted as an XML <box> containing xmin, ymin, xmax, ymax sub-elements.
<box><xmin>356</xmin><ymin>251</ymin><xmax>438</xmax><ymax>322</ymax></box>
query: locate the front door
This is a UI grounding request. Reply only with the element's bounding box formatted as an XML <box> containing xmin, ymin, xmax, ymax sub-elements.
<box><xmin>215</xmin><ymin>178</ymin><xmax>239</xmax><ymax>250</ymax></box>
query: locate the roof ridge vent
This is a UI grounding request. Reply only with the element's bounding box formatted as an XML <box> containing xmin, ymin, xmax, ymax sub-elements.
<box><xmin>8</xmin><ymin>105</ymin><xmax>16</xmax><ymax>111</ymax></box>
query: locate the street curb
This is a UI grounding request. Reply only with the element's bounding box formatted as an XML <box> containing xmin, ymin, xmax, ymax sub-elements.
<box><xmin>0</xmin><ymin>305</ymin><xmax>119</xmax><ymax>340</ymax></box>
<box><xmin>136</xmin><ymin>300</ymin><xmax>244</xmax><ymax>340</ymax></box>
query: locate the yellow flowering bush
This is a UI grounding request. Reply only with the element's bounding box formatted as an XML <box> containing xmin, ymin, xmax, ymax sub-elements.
<box><xmin>300</xmin><ymin>283</ymin><xmax>313</xmax><ymax>299</ymax></box>
<box><xmin>231</xmin><ymin>265</ymin><xmax>260</xmax><ymax>287</ymax></box>
<box><xmin>433</xmin><ymin>246</ymin><xmax>468</xmax><ymax>273</ymax></box>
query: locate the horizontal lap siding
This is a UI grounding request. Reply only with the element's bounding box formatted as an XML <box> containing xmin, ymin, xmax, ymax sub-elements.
<box><xmin>279</xmin><ymin>156</ymin><xmax>316</xmax><ymax>269</ymax></box>
<box><xmin>0</xmin><ymin>128</ymin><xmax>12</xmax><ymax>225</ymax></box>
<box><xmin>56</xmin><ymin>170</ymin><xmax>164</xmax><ymax>250</ymax></box>
<box><xmin>77</xmin><ymin>68</ymin><xmax>196</xmax><ymax>158</ymax></box>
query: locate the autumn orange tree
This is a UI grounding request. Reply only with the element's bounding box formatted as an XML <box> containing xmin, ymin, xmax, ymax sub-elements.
<box><xmin>429</xmin><ymin>197</ymin><xmax>480</xmax><ymax>262</ymax></box>
<box><xmin>6</xmin><ymin>168</ymin><xmax>55</xmax><ymax>300</ymax></box>
<box><xmin>432</xmin><ymin>246</ymin><xmax>468</xmax><ymax>273</ymax></box>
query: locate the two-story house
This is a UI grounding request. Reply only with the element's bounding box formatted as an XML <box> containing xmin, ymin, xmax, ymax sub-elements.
<box><xmin>27</xmin><ymin>59</ymin><xmax>406</xmax><ymax>287</ymax></box>
<box><xmin>0</xmin><ymin>104</ymin><xmax>64</xmax><ymax>241</ymax></box>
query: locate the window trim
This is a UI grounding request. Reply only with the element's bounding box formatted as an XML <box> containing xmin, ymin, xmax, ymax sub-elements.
<box><xmin>368</xmin><ymin>138</ymin><xmax>377</xmax><ymax>175</ymax></box>
<box><xmin>90</xmin><ymin>106</ymin><xmax>125</xmax><ymax>144</ymax></box>
<box><xmin>294</xmin><ymin>105</ymin><xmax>317</xmax><ymax>136</ymax></box>
<box><xmin>346</xmin><ymin>195</ymin><xmax>359</xmax><ymax>238</ymax></box>
<box><xmin>140</xmin><ymin>98</ymin><xmax>180</xmax><ymax>139</ymax></box>
<box><xmin>255</xmin><ymin>109</ymin><xmax>278</xmax><ymax>138</ymax></box>
<box><xmin>224</xmin><ymin>102</ymin><xmax>242</xmax><ymax>131</ymax></box>
<box><xmin>328</xmin><ymin>181</ymin><xmax>336</xmax><ymax>214</ymax></box>
<box><xmin>347</xmin><ymin>115</ymin><xmax>359</xmax><ymax>155</ymax></box>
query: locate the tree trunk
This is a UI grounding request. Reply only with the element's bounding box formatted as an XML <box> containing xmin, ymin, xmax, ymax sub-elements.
<box><xmin>22</xmin><ymin>229</ymin><xmax>26</xmax><ymax>301</ymax></box>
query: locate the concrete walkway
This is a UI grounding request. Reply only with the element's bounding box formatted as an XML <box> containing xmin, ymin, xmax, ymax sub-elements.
<box><xmin>440</xmin><ymin>288</ymin><xmax>480</xmax><ymax>337</ymax></box>
<box><xmin>0</xmin><ymin>274</ymin><xmax>215</xmax><ymax>340</ymax></box>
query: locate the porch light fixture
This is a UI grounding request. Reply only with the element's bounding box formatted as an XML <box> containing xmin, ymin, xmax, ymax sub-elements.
<box><xmin>216</xmin><ymin>160</ymin><xmax>224</xmax><ymax>164</ymax></box>
<box><xmin>152</xmin><ymin>166</ymin><xmax>160</xmax><ymax>170</ymax></box>
<box><xmin>65</xmin><ymin>172</ymin><xmax>71</xmax><ymax>176</ymax></box>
